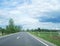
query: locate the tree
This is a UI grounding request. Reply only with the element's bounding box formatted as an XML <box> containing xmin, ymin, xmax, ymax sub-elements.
<box><xmin>14</xmin><ymin>26</ymin><xmax>21</xmax><ymax>32</ymax></box>
<box><xmin>6</xmin><ymin>26</ymin><xmax>11</xmax><ymax>34</ymax></box>
<box><xmin>6</xmin><ymin>18</ymin><xmax>15</xmax><ymax>33</ymax></box>
<box><xmin>7</xmin><ymin>18</ymin><xmax>15</xmax><ymax>33</ymax></box>
<box><xmin>37</xmin><ymin>28</ymin><xmax>41</xmax><ymax>32</ymax></box>
<box><xmin>9</xmin><ymin>18</ymin><xmax>14</xmax><ymax>28</ymax></box>
<box><xmin>6</xmin><ymin>18</ymin><xmax>22</xmax><ymax>33</ymax></box>
<box><xmin>0</xmin><ymin>27</ymin><xmax>2</xmax><ymax>32</ymax></box>
<box><xmin>0</xmin><ymin>27</ymin><xmax>5</xmax><ymax>35</ymax></box>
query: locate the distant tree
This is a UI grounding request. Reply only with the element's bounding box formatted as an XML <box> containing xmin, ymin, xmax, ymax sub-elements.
<box><xmin>6</xmin><ymin>18</ymin><xmax>22</xmax><ymax>33</ymax></box>
<box><xmin>6</xmin><ymin>26</ymin><xmax>11</xmax><ymax>34</ymax></box>
<box><xmin>37</xmin><ymin>28</ymin><xmax>41</xmax><ymax>32</ymax></box>
<box><xmin>26</xmin><ymin>29</ymin><xmax>30</xmax><ymax>32</ymax></box>
<box><xmin>31</xmin><ymin>29</ymin><xmax>34</xmax><ymax>32</ymax></box>
<box><xmin>15</xmin><ymin>26</ymin><xmax>21</xmax><ymax>32</ymax></box>
<box><xmin>0</xmin><ymin>27</ymin><xmax>5</xmax><ymax>35</ymax></box>
<box><xmin>0</xmin><ymin>27</ymin><xmax>2</xmax><ymax>32</ymax></box>
<box><xmin>7</xmin><ymin>18</ymin><xmax>15</xmax><ymax>33</ymax></box>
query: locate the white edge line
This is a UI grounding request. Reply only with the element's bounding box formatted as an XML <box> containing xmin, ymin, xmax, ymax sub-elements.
<box><xmin>0</xmin><ymin>32</ymin><xmax>20</xmax><ymax>39</ymax></box>
<box><xmin>28</xmin><ymin>32</ymin><xmax>48</xmax><ymax>46</ymax></box>
<box><xmin>17</xmin><ymin>36</ymin><xmax>20</xmax><ymax>39</ymax></box>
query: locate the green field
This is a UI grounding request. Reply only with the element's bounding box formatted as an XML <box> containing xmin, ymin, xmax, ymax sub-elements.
<box><xmin>30</xmin><ymin>32</ymin><xmax>60</xmax><ymax>46</ymax></box>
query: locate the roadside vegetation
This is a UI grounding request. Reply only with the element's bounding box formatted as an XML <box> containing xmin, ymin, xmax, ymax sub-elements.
<box><xmin>28</xmin><ymin>28</ymin><xmax>60</xmax><ymax>46</ymax></box>
<box><xmin>0</xmin><ymin>18</ymin><xmax>22</xmax><ymax>36</ymax></box>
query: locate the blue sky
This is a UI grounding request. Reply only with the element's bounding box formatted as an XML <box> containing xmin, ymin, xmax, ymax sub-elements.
<box><xmin>0</xmin><ymin>0</ymin><xmax>60</xmax><ymax>30</ymax></box>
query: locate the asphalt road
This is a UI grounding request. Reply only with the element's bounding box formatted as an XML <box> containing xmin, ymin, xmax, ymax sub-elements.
<box><xmin>0</xmin><ymin>32</ymin><xmax>50</xmax><ymax>46</ymax></box>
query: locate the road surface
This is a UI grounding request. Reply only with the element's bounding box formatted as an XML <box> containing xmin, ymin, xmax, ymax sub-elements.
<box><xmin>0</xmin><ymin>32</ymin><xmax>54</xmax><ymax>46</ymax></box>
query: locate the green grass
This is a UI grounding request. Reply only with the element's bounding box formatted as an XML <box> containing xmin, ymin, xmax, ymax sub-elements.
<box><xmin>30</xmin><ymin>32</ymin><xmax>60</xmax><ymax>46</ymax></box>
<box><xmin>0</xmin><ymin>32</ymin><xmax>8</xmax><ymax>36</ymax></box>
<box><xmin>0</xmin><ymin>32</ymin><xmax>2</xmax><ymax>36</ymax></box>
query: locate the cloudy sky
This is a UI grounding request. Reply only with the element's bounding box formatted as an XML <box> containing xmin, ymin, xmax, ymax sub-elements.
<box><xmin>0</xmin><ymin>0</ymin><xmax>60</xmax><ymax>30</ymax></box>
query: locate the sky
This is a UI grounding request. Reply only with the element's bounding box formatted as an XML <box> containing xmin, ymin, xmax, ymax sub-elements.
<box><xmin>0</xmin><ymin>0</ymin><xmax>60</xmax><ymax>30</ymax></box>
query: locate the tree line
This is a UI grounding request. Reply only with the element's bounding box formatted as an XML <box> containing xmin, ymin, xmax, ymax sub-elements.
<box><xmin>0</xmin><ymin>18</ymin><xmax>21</xmax><ymax>35</ymax></box>
<box><xmin>26</xmin><ymin>28</ymin><xmax>59</xmax><ymax>32</ymax></box>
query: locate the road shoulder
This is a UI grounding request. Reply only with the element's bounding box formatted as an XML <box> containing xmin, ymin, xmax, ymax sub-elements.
<box><xmin>28</xmin><ymin>32</ymin><xmax>57</xmax><ymax>46</ymax></box>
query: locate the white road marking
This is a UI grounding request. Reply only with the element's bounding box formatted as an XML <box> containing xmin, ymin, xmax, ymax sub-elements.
<box><xmin>28</xmin><ymin>33</ymin><xmax>48</xmax><ymax>46</ymax></box>
<box><xmin>17</xmin><ymin>36</ymin><xmax>20</xmax><ymax>39</ymax></box>
<box><xmin>0</xmin><ymin>32</ymin><xmax>20</xmax><ymax>39</ymax></box>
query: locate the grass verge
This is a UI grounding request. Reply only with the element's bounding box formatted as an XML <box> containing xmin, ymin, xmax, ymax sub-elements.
<box><xmin>30</xmin><ymin>32</ymin><xmax>60</xmax><ymax>46</ymax></box>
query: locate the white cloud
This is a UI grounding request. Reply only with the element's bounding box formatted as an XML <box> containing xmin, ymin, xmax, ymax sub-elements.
<box><xmin>0</xmin><ymin>20</ymin><xmax>2</xmax><ymax>24</ymax></box>
<box><xmin>0</xmin><ymin>0</ymin><xmax>60</xmax><ymax>29</ymax></box>
<box><xmin>23</xmin><ymin>22</ymin><xmax>60</xmax><ymax>30</ymax></box>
